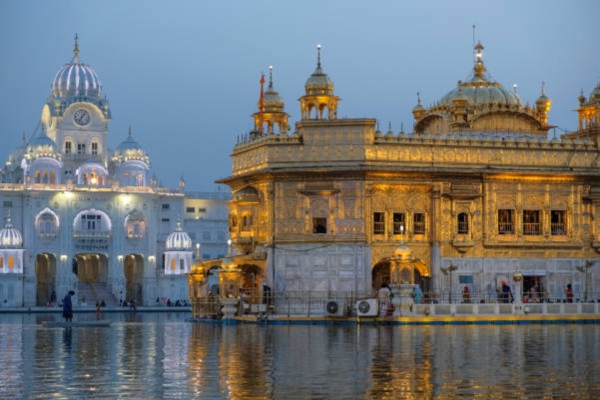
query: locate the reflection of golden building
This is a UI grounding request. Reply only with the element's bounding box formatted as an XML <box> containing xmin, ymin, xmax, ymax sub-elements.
<box><xmin>218</xmin><ymin>42</ymin><xmax>600</xmax><ymax>303</ymax></box>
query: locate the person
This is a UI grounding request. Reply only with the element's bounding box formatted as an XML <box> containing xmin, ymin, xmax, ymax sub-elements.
<box><xmin>119</xmin><ymin>291</ymin><xmax>124</xmax><ymax>307</ymax></box>
<box><xmin>413</xmin><ymin>284</ymin><xmax>423</xmax><ymax>305</ymax></box>
<box><xmin>62</xmin><ymin>290</ymin><xmax>75</xmax><ymax>322</ymax></box>
<box><xmin>50</xmin><ymin>290</ymin><xmax>57</xmax><ymax>306</ymax></box>
<box><xmin>501</xmin><ymin>280</ymin><xmax>514</xmax><ymax>303</ymax></box>
<box><xmin>462</xmin><ymin>286</ymin><xmax>471</xmax><ymax>303</ymax></box>
<box><xmin>377</xmin><ymin>283</ymin><xmax>391</xmax><ymax>316</ymax></box>
<box><xmin>96</xmin><ymin>301</ymin><xmax>102</xmax><ymax>321</ymax></box>
<box><xmin>529</xmin><ymin>284</ymin><xmax>538</xmax><ymax>303</ymax></box>
<box><xmin>565</xmin><ymin>284</ymin><xmax>574</xmax><ymax>303</ymax></box>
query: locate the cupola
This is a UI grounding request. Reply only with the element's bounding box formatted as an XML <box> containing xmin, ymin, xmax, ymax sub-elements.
<box><xmin>299</xmin><ymin>45</ymin><xmax>340</xmax><ymax>120</ymax></box>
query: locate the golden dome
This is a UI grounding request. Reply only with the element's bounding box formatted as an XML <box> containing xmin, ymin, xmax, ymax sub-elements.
<box><xmin>263</xmin><ymin>66</ymin><xmax>285</xmax><ymax>113</ymax></box>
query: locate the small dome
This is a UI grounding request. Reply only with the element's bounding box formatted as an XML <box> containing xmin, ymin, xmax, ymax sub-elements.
<box><xmin>0</xmin><ymin>216</ymin><xmax>23</xmax><ymax>248</ymax></box>
<box><xmin>51</xmin><ymin>36</ymin><xmax>102</xmax><ymax>100</ymax></box>
<box><xmin>166</xmin><ymin>221</ymin><xmax>192</xmax><ymax>250</ymax></box>
<box><xmin>263</xmin><ymin>67</ymin><xmax>285</xmax><ymax>112</ymax></box>
<box><xmin>589</xmin><ymin>82</ymin><xmax>600</xmax><ymax>104</ymax></box>
<box><xmin>392</xmin><ymin>242</ymin><xmax>413</xmax><ymax>261</ymax></box>
<box><xmin>305</xmin><ymin>45</ymin><xmax>334</xmax><ymax>96</ymax></box>
<box><xmin>28</xmin><ymin>129</ymin><xmax>58</xmax><ymax>154</ymax></box>
<box><xmin>115</xmin><ymin>129</ymin><xmax>144</xmax><ymax>153</ymax></box>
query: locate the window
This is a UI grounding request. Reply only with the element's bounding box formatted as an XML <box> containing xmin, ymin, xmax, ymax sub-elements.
<box><xmin>498</xmin><ymin>209</ymin><xmax>514</xmax><ymax>234</ymax></box>
<box><xmin>198</xmin><ymin>208</ymin><xmax>206</xmax><ymax>213</ymax></box>
<box><xmin>65</xmin><ymin>141</ymin><xmax>72</xmax><ymax>154</ymax></box>
<box><xmin>91</xmin><ymin>142</ymin><xmax>98</xmax><ymax>155</ymax></box>
<box><xmin>373</xmin><ymin>212</ymin><xmax>385</xmax><ymax>234</ymax></box>
<box><xmin>313</xmin><ymin>217</ymin><xmax>327</xmax><ymax>234</ymax></box>
<box><xmin>161</xmin><ymin>218</ymin><xmax>170</xmax><ymax>222</ymax></box>
<box><xmin>180</xmin><ymin>259</ymin><xmax>185</xmax><ymax>270</ymax></box>
<box><xmin>162</xmin><ymin>204</ymin><xmax>170</xmax><ymax>210</ymax></box>
<box><xmin>458</xmin><ymin>213</ymin><xmax>469</xmax><ymax>234</ymax></box>
<box><xmin>551</xmin><ymin>210</ymin><xmax>567</xmax><ymax>235</ymax></box>
<box><xmin>81</xmin><ymin>214</ymin><xmax>101</xmax><ymax>230</ymax></box>
<box><xmin>242</xmin><ymin>214</ymin><xmax>253</xmax><ymax>231</ymax></box>
<box><xmin>77</xmin><ymin>143</ymin><xmax>85</xmax><ymax>155</ymax></box>
<box><xmin>186</xmin><ymin>207</ymin><xmax>195</xmax><ymax>213</ymax></box>
<box><xmin>3</xmin><ymin>201</ymin><xmax>12</xmax><ymax>207</ymax></box>
<box><xmin>38</xmin><ymin>212</ymin><xmax>57</xmax><ymax>237</ymax></box>
<box><xmin>523</xmin><ymin>210</ymin><xmax>541</xmax><ymax>236</ymax></box>
<box><xmin>393</xmin><ymin>213</ymin><xmax>405</xmax><ymax>235</ymax></box>
<box><xmin>413</xmin><ymin>213</ymin><xmax>425</xmax><ymax>234</ymax></box>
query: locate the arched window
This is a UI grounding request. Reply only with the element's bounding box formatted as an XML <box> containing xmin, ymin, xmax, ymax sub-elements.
<box><xmin>36</xmin><ymin>208</ymin><xmax>59</xmax><ymax>238</ymax></box>
<box><xmin>458</xmin><ymin>213</ymin><xmax>469</xmax><ymax>234</ymax></box>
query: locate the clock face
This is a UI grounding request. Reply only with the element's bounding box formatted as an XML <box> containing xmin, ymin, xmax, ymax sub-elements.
<box><xmin>74</xmin><ymin>109</ymin><xmax>90</xmax><ymax>126</ymax></box>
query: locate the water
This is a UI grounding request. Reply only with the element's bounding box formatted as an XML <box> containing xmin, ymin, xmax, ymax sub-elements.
<box><xmin>0</xmin><ymin>312</ymin><xmax>599</xmax><ymax>399</ymax></box>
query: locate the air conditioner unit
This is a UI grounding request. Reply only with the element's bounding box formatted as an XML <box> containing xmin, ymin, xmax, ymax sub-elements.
<box><xmin>356</xmin><ymin>298</ymin><xmax>378</xmax><ymax>317</ymax></box>
<box><xmin>325</xmin><ymin>300</ymin><xmax>345</xmax><ymax>317</ymax></box>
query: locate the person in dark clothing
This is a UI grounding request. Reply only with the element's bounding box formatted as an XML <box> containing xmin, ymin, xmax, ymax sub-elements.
<box><xmin>501</xmin><ymin>280</ymin><xmax>514</xmax><ymax>303</ymax></box>
<box><xmin>62</xmin><ymin>290</ymin><xmax>75</xmax><ymax>322</ymax></box>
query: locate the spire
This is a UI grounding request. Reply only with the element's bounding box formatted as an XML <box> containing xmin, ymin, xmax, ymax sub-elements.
<box><xmin>473</xmin><ymin>41</ymin><xmax>486</xmax><ymax>79</ymax></box>
<box><xmin>74</xmin><ymin>33</ymin><xmax>79</xmax><ymax>56</ymax></box>
<box><xmin>268</xmin><ymin>65</ymin><xmax>274</xmax><ymax>89</ymax></box>
<box><xmin>317</xmin><ymin>44</ymin><xmax>322</xmax><ymax>68</ymax></box>
<box><xmin>128</xmin><ymin>126</ymin><xmax>132</xmax><ymax>136</ymax></box>
<box><xmin>258</xmin><ymin>72</ymin><xmax>265</xmax><ymax>134</ymax></box>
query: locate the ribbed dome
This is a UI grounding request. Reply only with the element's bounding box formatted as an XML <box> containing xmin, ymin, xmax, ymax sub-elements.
<box><xmin>305</xmin><ymin>45</ymin><xmax>334</xmax><ymax>96</ymax></box>
<box><xmin>115</xmin><ymin>129</ymin><xmax>144</xmax><ymax>153</ymax></box>
<box><xmin>166</xmin><ymin>221</ymin><xmax>192</xmax><ymax>250</ymax></box>
<box><xmin>439</xmin><ymin>42</ymin><xmax>522</xmax><ymax>108</ymax></box>
<box><xmin>0</xmin><ymin>216</ymin><xmax>23</xmax><ymax>248</ymax></box>
<box><xmin>264</xmin><ymin>82</ymin><xmax>285</xmax><ymax>112</ymax></box>
<box><xmin>28</xmin><ymin>130</ymin><xmax>58</xmax><ymax>154</ymax></box>
<box><xmin>51</xmin><ymin>36</ymin><xmax>102</xmax><ymax>100</ymax></box>
<box><xmin>392</xmin><ymin>242</ymin><xmax>413</xmax><ymax>261</ymax></box>
<box><xmin>589</xmin><ymin>82</ymin><xmax>600</xmax><ymax>104</ymax></box>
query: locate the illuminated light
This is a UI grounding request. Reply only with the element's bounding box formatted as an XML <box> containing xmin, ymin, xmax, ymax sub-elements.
<box><xmin>91</xmin><ymin>177</ymin><xmax>97</xmax><ymax>185</ymax></box>
<box><xmin>64</xmin><ymin>191</ymin><xmax>72</xmax><ymax>198</ymax></box>
<box><xmin>60</xmin><ymin>255</ymin><xmax>68</xmax><ymax>262</ymax></box>
<box><xmin>117</xmin><ymin>255</ymin><xmax>123</xmax><ymax>262</ymax></box>
<box><xmin>148</xmin><ymin>255</ymin><xmax>156</xmax><ymax>263</ymax></box>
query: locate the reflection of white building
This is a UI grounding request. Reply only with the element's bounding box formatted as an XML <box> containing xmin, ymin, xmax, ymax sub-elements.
<box><xmin>0</xmin><ymin>37</ymin><xmax>229</xmax><ymax>307</ymax></box>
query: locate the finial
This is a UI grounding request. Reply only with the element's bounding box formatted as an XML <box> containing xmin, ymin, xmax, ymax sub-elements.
<box><xmin>74</xmin><ymin>33</ymin><xmax>79</xmax><ymax>56</ymax></box>
<box><xmin>316</xmin><ymin>44</ymin><xmax>322</xmax><ymax>68</ymax></box>
<box><xmin>417</xmin><ymin>91</ymin><xmax>421</xmax><ymax>105</ymax></box>
<box><xmin>128</xmin><ymin>126</ymin><xmax>132</xmax><ymax>136</ymax></box>
<box><xmin>388</xmin><ymin>122</ymin><xmax>392</xmax><ymax>132</ymax></box>
<box><xmin>269</xmin><ymin>65</ymin><xmax>273</xmax><ymax>87</ymax></box>
<box><xmin>400</xmin><ymin>122</ymin><xmax>404</xmax><ymax>133</ymax></box>
<box><xmin>474</xmin><ymin>41</ymin><xmax>484</xmax><ymax>59</ymax></box>
<box><xmin>541</xmin><ymin>81</ymin><xmax>546</xmax><ymax>96</ymax></box>
<box><xmin>22</xmin><ymin>132</ymin><xmax>27</xmax><ymax>142</ymax></box>
<box><xmin>513</xmin><ymin>84</ymin><xmax>518</xmax><ymax>93</ymax></box>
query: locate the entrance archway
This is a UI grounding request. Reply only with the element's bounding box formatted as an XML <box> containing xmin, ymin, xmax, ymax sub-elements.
<box><xmin>124</xmin><ymin>254</ymin><xmax>145</xmax><ymax>304</ymax></box>
<box><xmin>372</xmin><ymin>261</ymin><xmax>391</xmax><ymax>291</ymax></box>
<box><xmin>74</xmin><ymin>253</ymin><xmax>108</xmax><ymax>283</ymax></box>
<box><xmin>239</xmin><ymin>264</ymin><xmax>263</xmax><ymax>304</ymax></box>
<box><xmin>35</xmin><ymin>253</ymin><xmax>57</xmax><ymax>306</ymax></box>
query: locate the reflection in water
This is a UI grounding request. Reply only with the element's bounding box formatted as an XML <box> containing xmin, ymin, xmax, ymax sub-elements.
<box><xmin>0</xmin><ymin>313</ymin><xmax>598</xmax><ymax>398</ymax></box>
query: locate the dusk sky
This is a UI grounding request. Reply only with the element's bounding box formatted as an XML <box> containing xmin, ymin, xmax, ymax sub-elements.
<box><xmin>1</xmin><ymin>1</ymin><xmax>598</xmax><ymax>192</ymax></box>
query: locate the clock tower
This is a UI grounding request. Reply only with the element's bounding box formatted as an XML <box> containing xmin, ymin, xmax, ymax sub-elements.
<box><xmin>40</xmin><ymin>34</ymin><xmax>111</xmax><ymax>175</ymax></box>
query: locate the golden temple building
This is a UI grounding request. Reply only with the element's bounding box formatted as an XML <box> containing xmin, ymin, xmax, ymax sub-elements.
<box><xmin>211</xmin><ymin>42</ymin><xmax>600</xmax><ymax>308</ymax></box>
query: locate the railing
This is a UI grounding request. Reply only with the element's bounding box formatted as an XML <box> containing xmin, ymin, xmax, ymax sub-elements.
<box><xmin>189</xmin><ymin>290</ymin><xmax>600</xmax><ymax>319</ymax></box>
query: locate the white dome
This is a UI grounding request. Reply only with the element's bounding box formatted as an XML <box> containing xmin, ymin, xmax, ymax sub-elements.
<box><xmin>165</xmin><ymin>221</ymin><xmax>192</xmax><ymax>250</ymax></box>
<box><xmin>0</xmin><ymin>216</ymin><xmax>23</xmax><ymax>248</ymax></box>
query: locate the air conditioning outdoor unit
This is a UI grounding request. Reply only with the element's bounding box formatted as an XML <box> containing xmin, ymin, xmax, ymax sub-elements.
<box><xmin>356</xmin><ymin>298</ymin><xmax>378</xmax><ymax>317</ymax></box>
<box><xmin>325</xmin><ymin>300</ymin><xmax>345</xmax><ymax>317</ymax></box>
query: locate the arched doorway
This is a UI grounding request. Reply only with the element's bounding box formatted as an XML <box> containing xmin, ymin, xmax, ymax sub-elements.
<box><xmin>372</xmin><ymin>261</ymin><xmax>391</xmax><ymax>292</ymax></box>
<box><xmin>239</xmin><ymin>264</ymin><xmax>263</xmax><ymax>304</ymax></box>
<box><xmin>35</xmin><ymin>253</ymin><xmax>57</xmax><ymax>306</ymax></box>
<box><xmin>124</xmin><ymin>254</ymin><xmax>144</xmax><ymax>304</ymax></box>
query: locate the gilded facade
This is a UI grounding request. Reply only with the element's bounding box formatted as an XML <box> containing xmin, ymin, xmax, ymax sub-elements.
<box><xmin>217</xmin><ymin>42</ymin><xmax>600</xmax><ymax>304</ymax></box>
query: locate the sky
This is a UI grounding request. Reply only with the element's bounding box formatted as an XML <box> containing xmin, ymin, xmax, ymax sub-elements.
<box><xmin>0</xmin><ymin>1</ymin><xmax>598</xmax><ymax>192</ymax></box>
